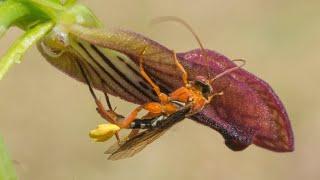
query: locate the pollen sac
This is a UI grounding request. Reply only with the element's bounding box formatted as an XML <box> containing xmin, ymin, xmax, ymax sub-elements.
<box><xmin>89</xmin><ymin>124</ymin><xmax>120</xmax><ymax>142</ymax></box>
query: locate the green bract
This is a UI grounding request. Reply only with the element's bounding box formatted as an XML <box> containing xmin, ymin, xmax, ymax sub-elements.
<box><xmin>0</xmin><ymin>0</ymin><xmax>102</xmax><ymax>80</ymax></box>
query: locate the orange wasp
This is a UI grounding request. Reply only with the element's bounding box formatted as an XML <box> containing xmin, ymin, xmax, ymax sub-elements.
<box><xmin>82</xmin><ymin>17</ymin><xmax>245</xmax><ymax>160</ymax></box>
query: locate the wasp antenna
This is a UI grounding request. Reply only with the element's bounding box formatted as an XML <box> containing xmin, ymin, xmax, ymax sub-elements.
<box><xmin>209</xmin><ymin>59</ymin><xmax>246</xmax><ymax>83</ymax></box>
<box><xmin>150</xmin><ymin>16</ymin><xmax>210</xmax><ymax>78</ymax></box>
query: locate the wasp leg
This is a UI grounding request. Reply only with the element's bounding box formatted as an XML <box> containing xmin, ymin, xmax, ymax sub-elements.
<box><xmin>75</xmin><ymin>59</ymin><xmax>120</xmax><ymax>142</ymax></box>
<box><xmin>139</xmin><ymin>47</ymin><xmax>169</xmax><ymax>104</ymax></box>
<box><xmin>117</xmin><ymin>105</ymin><xmax>145</xmax><ymax>128</ymax></box>
<box><xmin>95</xmin><ymin>99</ymin><xmax>118</xmax><ymax>123</ymax></box>
<box><xmin>173</xmin><ymin>50</ymin><xmax>188</xmax><ymax>86</ymax></box>
<box><xmin>96</xmin><ymin>102</ymin><xmax>144</xmax><ymax>129</ymax></box>
<box><xmin>95</xmin><ymin>99</ymin><xmax>121</xmax><ymax>142</ymax></box>
<box><xmin>208</xmin><ymin>91</ymin><xmax>224</xmax><ymax>102</ymax></box>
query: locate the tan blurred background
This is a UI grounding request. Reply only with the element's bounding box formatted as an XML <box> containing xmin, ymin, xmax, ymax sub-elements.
<box><xmin>0</xmin><ymin>0</ymin><xmax>319</xmax><ymax>179</ymax></box>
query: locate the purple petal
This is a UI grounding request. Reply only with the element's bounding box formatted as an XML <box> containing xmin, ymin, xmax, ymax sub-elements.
<box><xmin>179</xmin><ymin>49</ymin><xmax>294</xmax><ymax>152</ymax></box>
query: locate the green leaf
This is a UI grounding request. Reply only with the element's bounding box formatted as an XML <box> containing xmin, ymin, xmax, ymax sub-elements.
<box><xmin>0</xmin><ymin>135</ymin><xmax>17</xmax><ymax>180</ymax></box>
<box><xmin>0</xmin><ymin>21</ymin><xmax>54</xmax><ymax>80</ymax></box>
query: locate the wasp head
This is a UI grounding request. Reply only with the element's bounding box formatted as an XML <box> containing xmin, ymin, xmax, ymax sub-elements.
<box><xmin>193</xmin><ymin>75</ymin><xmax>213</xmax><ymax>100</ymax></box>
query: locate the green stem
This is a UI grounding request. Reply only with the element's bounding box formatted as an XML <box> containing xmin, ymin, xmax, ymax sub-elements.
<box><xmin>30</xmin><ymin>0</ymin><xmax>65</xmax><ymax>10</ymax></box>
<box><xmin>27</xmin><ymin>0</ymin><xmax>66</xmax><ymax>20</ymax></box>
<box><xmin>0</xmin><ymin>21</ymin><xmax>54</xmax><ymax>80</ymax></box>
<box><xmin>63</xmin><ymin>0</ymin><xmax>77</xmax><ymax>7</ymax></box>
<box><xmin>0</xmin><ymin>1</ymin><xmax>30</xmax><ymax>37</ymax></box>
<box><xmin>0</xmin><ymin>135</ymin><xmax>17</xmax><ymax>180</ymax></box>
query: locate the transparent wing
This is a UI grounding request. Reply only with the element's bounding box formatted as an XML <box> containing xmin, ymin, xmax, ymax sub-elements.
<box><xmin>106</xmin><ymin>129</ymin><xmax>168</xmax><ymax>160</ymax></box>
<box><xmin>105</xmin><ymin>106</ymin><xmax>191</xmax><ymax>160</ymax></box>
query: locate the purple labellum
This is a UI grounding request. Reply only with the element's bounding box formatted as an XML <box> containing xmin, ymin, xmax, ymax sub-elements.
<box><xmin>39</xmin><ymin>25</ymin><xmax>294</xmax><ymax>152</ymax></box>
<box><xmin>179</xmin><ymin>49</ymin><xmax>294</xmax><ymax>152</ymax></box>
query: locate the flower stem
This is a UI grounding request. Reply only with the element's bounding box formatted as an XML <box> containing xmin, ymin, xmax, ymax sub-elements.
<box><xmin>0</xmin><ymin>0</ymin><xmax>101</xmax><ymax>80</ymax></box>
<box><xmin>0</xmin><ymin>21</ymin><xmax>54</xmax><ymax>80</ymax></box>
<box><xmin>0</xmin><ymin>1</ymin><xmax>30</xmax><ymax>37</ymax></box>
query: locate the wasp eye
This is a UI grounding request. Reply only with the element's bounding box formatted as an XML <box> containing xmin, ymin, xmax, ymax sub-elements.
<box><xmin>194</xmin><ymin>80</ymin><xmax>212</xmax><ymax>99</ymax></box>
<box><xmin>202</xmin><ymin>84</ymin><xmax>213</xmax><ymax>99</ymax></box>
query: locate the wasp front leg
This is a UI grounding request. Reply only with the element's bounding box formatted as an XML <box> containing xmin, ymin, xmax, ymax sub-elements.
<box><xmin>207</xmin><ymin>91</ymin><xmax>224</xmax><ymax>102</ymax></box>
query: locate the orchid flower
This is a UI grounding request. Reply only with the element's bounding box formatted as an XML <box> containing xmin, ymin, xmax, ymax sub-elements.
<box><xmin>0</xmin><ymin>0</ymin><xmax>294</xmax><ymax>152</ymax></box>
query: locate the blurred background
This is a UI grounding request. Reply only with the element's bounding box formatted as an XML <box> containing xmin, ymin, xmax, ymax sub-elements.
<box><xmin>0</xmin><ymin>0</ymin><xmax>319</xmax><ymax>179</ymax></box>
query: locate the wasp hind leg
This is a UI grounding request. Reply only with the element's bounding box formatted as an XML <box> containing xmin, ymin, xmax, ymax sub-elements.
<box><xmin>76</xmin><ymin>60</ymin><xmax>121</xmax><ymax>143</ymax></box>
<box><xmin>95</xmin><ymin>99</ymin><xmax>121</xmax><ymax>142</ymax></box>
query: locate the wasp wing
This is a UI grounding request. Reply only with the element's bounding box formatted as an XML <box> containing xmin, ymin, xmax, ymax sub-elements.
<box><xmin>105</xmin><ymin>106</ymin><xmax>191</xmax><ymax>160</ymax></box>
<box><xmin>106</xmin><ymin>129</ymin><xmax>167</xmax><ymax>160</ymax></box>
